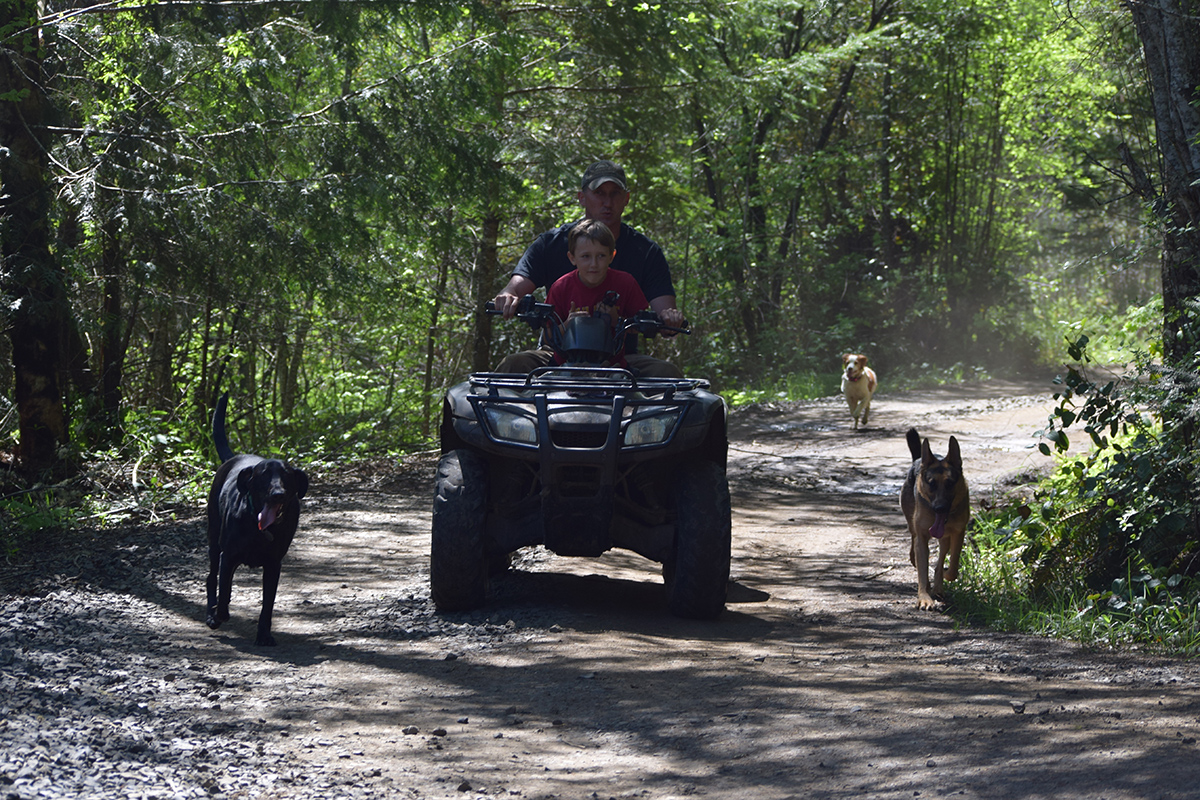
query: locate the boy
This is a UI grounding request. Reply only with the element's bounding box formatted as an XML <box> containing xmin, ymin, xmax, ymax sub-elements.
<box><xmin>546</xmin><ymin>219</ymin><xmax>679</xmax><ymax>368</ymax></box>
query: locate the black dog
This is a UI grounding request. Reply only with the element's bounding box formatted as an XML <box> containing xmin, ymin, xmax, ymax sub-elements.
<box><xmin>206</xmin><ymin>393</ymin><xmax>308</xmax><ymax>646</ymax></box>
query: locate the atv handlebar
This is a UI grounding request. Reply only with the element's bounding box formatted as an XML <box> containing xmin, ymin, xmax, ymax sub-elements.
<box><xmin>485</xmin><ymin>297</ymin><xmax>690</xmax><ymax>338</ymax></box>
<box><xmin>485</xmin><ymin>297</ymin><xmax>560</xmax><ymax>332</ymax></box>
<box><xmin>624</xmin><ymin>309</ymin><xmax>691</xmax><ymax>339</ymax></box>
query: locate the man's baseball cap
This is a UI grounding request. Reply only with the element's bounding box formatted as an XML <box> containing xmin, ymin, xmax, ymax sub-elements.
<box><xmin>581</xmin><ymin>160</ymin><xmax>628</xmax><ymax>192</ymax></box>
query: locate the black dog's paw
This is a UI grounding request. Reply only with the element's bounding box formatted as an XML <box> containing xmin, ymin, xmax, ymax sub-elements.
<box><xmin>206</xmin><ymin>615</ymin><xmax>221</xmax><ymax>630</ymax></box>
<box><xmin>255</xmin><ymin>632</ymin><xmax>277</xmax><ymax>647</ymax></box>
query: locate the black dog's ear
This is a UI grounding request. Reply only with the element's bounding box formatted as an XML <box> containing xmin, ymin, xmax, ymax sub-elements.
<box><xmin>292</xmin><ymin>468</ymin><xmax>309</xmax><ymax>500</ymax></box>
<box><xmin>237</xmin><ymin>465</ymin><xmax>255</xmax><ymax>493</ymax></box>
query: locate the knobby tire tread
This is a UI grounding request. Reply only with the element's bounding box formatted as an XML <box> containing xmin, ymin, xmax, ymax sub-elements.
<box><xmin>430</xmin><ymin>450</ymin><xmax>488</xmax><ymax>611</ymax></box>
<box><xmin>666</xmin><ymin>461</ymin><xmax>732</xmax><ymax>619</ymax></box>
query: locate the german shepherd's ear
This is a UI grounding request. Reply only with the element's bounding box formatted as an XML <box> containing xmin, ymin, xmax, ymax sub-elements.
<box><xmin>921</xmin><ymin>437</ymin><xmax>935</xmax><ymax>465</ymax></box>
<box><xmin>947</xmin><ymin>436</ymin><xmax>962</xmax><ymax>469</ymax></box>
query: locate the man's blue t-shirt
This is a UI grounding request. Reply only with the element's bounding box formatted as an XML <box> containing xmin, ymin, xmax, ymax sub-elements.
<box><xmin>512</xmin><ymin>221</ymin><xmax>676</xmax><ymax>302</ymax></box>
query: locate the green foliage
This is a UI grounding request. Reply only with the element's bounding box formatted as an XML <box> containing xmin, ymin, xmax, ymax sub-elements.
<box><xmin>0</xmin><ymin>493</ymin><xmax>82</xmax><ymax>558</ymax></box>
<box><xmin>77</xmin><ymin>404</ymin><xmax>212</xmax><ymax>526</ymax></box>
<box><xmin>955</xmin><ymin>315</ymin><xmax>1200</xmax><ymax>655</ymax></box>
<box><xmin>0</xmin><ymin>1</ymin><xmax>1169</xmax><ymax>556</ymax></box>
<box><xmin>1035</xmin><ymin>333</ymin><xmax>1197</xmax><ymax>578</ymax></box>
<box><xmin>956</xmin><ymin>511</ymin><xmax>1200</xmax><ymax>655</ymax></box>
<box><xmin>41</xmin><ymin>0</ymin><xmax>1147</xmax><ymax>415</ymax></box>
<box><xmin>953</xmin><ymin>511</ymin><xmax>1054</xmax><ymax>634</ymax></box>
<box><xmin>1080</xmin><ymin>560</ymin><xmax>1200</xmax><ymax>654</ymax></box>
<box><xmin>723</xmin><ymin>370</ymin><xmax>838</xmax><ymax>407</ymax></box>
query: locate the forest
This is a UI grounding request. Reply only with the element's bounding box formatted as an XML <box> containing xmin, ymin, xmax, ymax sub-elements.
<box><xmin>3</xmin><ymin>1</ymin><xmax>1200</xmax><ymax>644</ymax></box>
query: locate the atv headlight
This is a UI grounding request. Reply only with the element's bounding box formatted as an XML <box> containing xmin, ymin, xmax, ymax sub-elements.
<box><xmin>623</xmin><ymin>411</ymin><xmax>680</xmax><ymax>446</ymax></box>
<box><xmin>483</xmin><ymin>407</ymin><xmax>538</xmax><ymax>444</ymax></box>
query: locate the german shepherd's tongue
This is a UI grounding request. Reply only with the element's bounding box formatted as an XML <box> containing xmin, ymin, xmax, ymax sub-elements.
<box><xmin>929</xmin><ymin>513</ymin><xmax>948</xmax><ymax>539</ymax></box>
<box><xmin>258</xmin><ymin>503</ymin><xmax>280</xmax><ymax>531</ymax></box>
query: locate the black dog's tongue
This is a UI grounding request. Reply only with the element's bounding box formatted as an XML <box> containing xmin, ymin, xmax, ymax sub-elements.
<box><xmin>929</xmin><ymin>512</ymin><xmax>947</xmax><ymax>539</ymax></box>
<box><xmin>258</xmin><ymin>503</ymin><xmax>280</xmax><ymax>531</ymax></box>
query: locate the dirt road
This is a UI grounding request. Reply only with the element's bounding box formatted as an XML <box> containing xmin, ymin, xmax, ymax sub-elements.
<box><xmin>5</xmin><ymin>376</ymin><xmax>1199</xmax><ymax>799</ymax></box>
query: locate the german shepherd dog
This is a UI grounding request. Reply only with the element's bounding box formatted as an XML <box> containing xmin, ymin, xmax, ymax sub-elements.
<box><xmin>900</xmin><ymin>428</ymin><xmax>969</xmax><ymax>610</ymax></box>
<box><xmin>207</xmin><ymin>393</ymin><xmax>308</xmax><ymax>645</ymax></box>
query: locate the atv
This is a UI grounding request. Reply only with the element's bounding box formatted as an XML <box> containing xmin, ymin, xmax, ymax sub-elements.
<box><xmin>432</xmin><ymin>294</ymin><xmax>731</xmax><ymax>619</ymax></box>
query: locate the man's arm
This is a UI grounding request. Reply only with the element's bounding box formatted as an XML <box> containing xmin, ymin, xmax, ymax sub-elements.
<box><xmin>649</xmin><ymin>295</ymin><xmax>677</xmax><ymax>313</ymax></box>
<box><xmin>494</xmin><ymin>226</ymin><xmax>566</xmax><ymax>318</ymax></box>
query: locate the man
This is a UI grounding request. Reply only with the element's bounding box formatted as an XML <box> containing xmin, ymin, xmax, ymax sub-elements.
<box><xmin>493</xmin><ymin>160</ymin><xmax>684</xmax><ymax>377</ymax></box>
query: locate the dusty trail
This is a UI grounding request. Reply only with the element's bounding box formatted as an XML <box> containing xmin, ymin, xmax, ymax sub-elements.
<box><xmin>3</xmin><ymin>375</ymin><xmax>1199</xmax><ymax>800</ymax></box>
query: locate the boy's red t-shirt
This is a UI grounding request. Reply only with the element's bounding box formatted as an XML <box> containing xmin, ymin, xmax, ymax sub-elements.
<box><xmin>547</xmin><ymin>268</ymin><xmax>648</xmax><ymax>320</ymax></box>
<box><xmin>545</xmin><ymin>268</ymin><xmax>649</xmax><ymax>365</ymax></box>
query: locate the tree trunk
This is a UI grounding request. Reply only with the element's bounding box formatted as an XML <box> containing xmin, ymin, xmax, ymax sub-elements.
<box><xmin>148</xmin><ymin>301</ymin><xmax>178</xmax><ymax>413</ymax></box>
<box><xmin>0</xmin><ymin>2</ymin><xmax>70</xmax><ymax>474</ymax></box>
<box><xmin>99</xmin><ymin>222</ymin><xmax>125</xmax><ymax>443</ymax></box>
<box><xmin>1124</xmin><ymin>0</ymin><xmax>1200</xmax><ymax>542</ymax></box>
<box><xmin>694</xmin><ymin>95</ymin><xmax>755</xmax><ymax>351</ymax></box>
<box><xmin>472</xmin><ymin>211</ymin><xmax>498</xmax><ymax>373</ymax></box>
<box><xmin>879</xmin><ymin>54</ymin><xmax>898</xmax><ymax>274</ymax></box>
<box><xmin>1124</xmin><ymin>0</ymin><xmax>1200</xmax><ymax>368</ymax></box>
<box><xmin>280</xmin><ymin>291</ymin><xmax>313</xmax><ymax>423</ymax></box>
<box><xmin>423</xmin><ymin>226</ymin><xmax>452</xmax><ymax>438</ymax></box>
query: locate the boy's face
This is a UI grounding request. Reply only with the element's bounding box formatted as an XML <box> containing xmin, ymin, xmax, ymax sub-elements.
<box><xmin>568</xmin><ymin>236</ymin><xmax>615</xmax><ymax>288</ymax></box>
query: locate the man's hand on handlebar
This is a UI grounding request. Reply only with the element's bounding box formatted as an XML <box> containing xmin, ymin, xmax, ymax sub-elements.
<box><xmin>494</xmin><ymin>275</ymin><xmax>537</xmax><ymax>319</ymax></box>
<box><xmin>657</xmin><ymin>307</ymin><xmax>685</xmax><ymax>333</ymax></box>
<box><xmin>492</xmin><ymin>291</ymin><xmax>522</xmax><ymax>319</ymax></box>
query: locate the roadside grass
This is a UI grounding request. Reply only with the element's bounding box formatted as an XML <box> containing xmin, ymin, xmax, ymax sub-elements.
<box><xmin>724</xmin><ymin>369</ymin><xmax>838</xmax><ymax>407</ymax></box>
<box><xmin>1</xmin><ymin>405</ymin><xmax>216</xmax><ymax>560</ymax></box>
<box><xmin>723</xmin><ymin>362</ymin><xmax>995</xmax><ymax>408</ymax></box>
<box><xmin>952</xmin><ymin>506</ymin><xmax>1200</xmax><ymax>656</ymax></box>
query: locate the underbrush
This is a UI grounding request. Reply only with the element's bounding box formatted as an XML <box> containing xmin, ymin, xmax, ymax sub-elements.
<box><xmin>1</xmin><ymin>407</ymin><xmax>217</xmax><ymax>558</ymax></box>
<box><xmin>954</xmin><ymin>509</ymin><xmax>1200</xmax><ymax>655</ymax></box>
<box><xmin>722</xmin><ymin>362</ymin><xmax>996</xmax><ymax>408</ymax></box>
<box><xmin>1</xmin><ymin>392</ymin><xmax>434</xmax><ymax>555</ymax></box>
<box><xmin>723</xmin><ymin>370</ymin><xmax>837</xmax><ymax>406</ymax></box>
<box><xmin>951</xmin><ymin>330</ymin><xmax>1200</xmax><ymax>657</ymax></box>
<box><xmin>0</xmin><ymin>452</ymin><xmax>207</xmax><ymax>561</ymax></box>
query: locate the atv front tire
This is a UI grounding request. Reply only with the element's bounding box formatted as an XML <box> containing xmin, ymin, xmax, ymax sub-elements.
<box><xmin>664</xmin><ymin>461</ymin><xmax>731</xmax><ymax>619</ymax></box>
<box><xmin>431</xmin><ymin>449</ymin><xmax>488</xmax><ymax>611</ymax></box>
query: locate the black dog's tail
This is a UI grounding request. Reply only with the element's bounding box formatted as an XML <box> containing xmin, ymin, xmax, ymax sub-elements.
<box><xmin>905</xmin><ymin>427</ymin><xmax>922</xmax><ymax>461</ymax></box>
<box><xmin>213</xmin><ymin>392</ymin><xmax>236</xmax><ymax>463</ymax></box>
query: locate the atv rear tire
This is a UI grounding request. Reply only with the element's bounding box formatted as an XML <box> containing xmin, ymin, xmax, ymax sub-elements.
<box><xmin>431</xmin><ymin>449</ymin><xmax>488</xmax><ymax>612</ymax></box>
<box><xmin>664</xmin><ymin>461</ymin><xmax>731</xmax><ymax>619</ymax></box>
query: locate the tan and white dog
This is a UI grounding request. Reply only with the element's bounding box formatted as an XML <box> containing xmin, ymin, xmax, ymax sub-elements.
<box><xmin>840</xmin><ymin>353</ymin><xmax>877</xmax><ymax>430</ymax></box>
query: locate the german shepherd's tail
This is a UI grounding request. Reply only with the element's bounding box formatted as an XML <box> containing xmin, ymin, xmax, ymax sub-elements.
<box><xmin>905</xmin><ymin>427</ymin><xmax>922</xmax><ymax>461</ymax></box>
<box><xmin>212</xmin><ymin>392</ymin><xmax>236</xmax><ymax>463</ymax></box>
